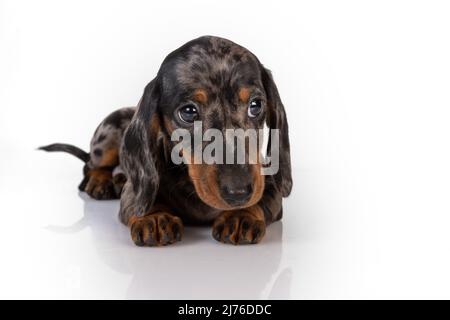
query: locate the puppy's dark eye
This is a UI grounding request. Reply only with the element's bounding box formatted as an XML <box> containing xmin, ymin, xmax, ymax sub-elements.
<box><xmin>248</xmin><ymin>99</ymin><xmax>262</xmax><ymax>118</ymax></box>
<box><xmin>178</xmin><ymin>104</ymin><xmax>199</xmax><ymax>123</ymax></box>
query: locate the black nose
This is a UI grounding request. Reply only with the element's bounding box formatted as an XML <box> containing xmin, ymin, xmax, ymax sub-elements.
<box><xmin>221</xmin><ymin>184</ymin><xmax>253</xmax><ymax>206</ymax></box>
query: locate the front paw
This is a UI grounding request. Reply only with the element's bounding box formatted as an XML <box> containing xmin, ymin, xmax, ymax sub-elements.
<box><xmin>129</xmin><ymin>213</ymin><xmax>183</xmax><ymax>247</ymax></box>
<box><xmin>212</xmin><ymin>209</ymin><xmax>266</xmax><ymax>245</ymax></box>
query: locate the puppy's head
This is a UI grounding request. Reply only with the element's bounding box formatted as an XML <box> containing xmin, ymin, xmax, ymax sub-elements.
<box><xmin>122</xmin><ymin>36</ymin><xmax>292</xmax><ymax>215</ymax></box>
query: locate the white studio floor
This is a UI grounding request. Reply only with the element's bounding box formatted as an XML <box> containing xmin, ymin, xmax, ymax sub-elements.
<box><xmin>1</xmin><ymin>145</ymin><xmax>450</xmax><ymax>299</ymax></box>
<box><xmin>2</xmin><ymin>0</ymin><xmax>450</xmax><ymax>299</ymax></box>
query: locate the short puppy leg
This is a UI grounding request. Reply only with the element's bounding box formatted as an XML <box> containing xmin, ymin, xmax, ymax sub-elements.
<box><xmin>212</xmin><ymin>205</ymin><xmax>266</xmax><ymax>245</ymax></box>
<box><xmin>83</xmin><ymin>168</ymin><xmax>116</xmax><ymax>200</ymax></box>
<box><xmin>112</xmin><ymin>165</ymin><xmax>127</xmax><ymax>196</ymax></box>
<box><xmin>128</xmin><ymin>209</ymin><xmax>183</xmax><ymax>247</ymax></box>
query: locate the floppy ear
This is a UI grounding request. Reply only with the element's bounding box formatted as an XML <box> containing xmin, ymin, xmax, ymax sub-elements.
<box><xmin>120</xmin><ymin>79</ymin><xmax>162</xmax><ymax>216</ymax></box>
<box><xmin>261</xmin><ymin>66</ymin><xmax>293</xmax><ymax>197</ymax></box>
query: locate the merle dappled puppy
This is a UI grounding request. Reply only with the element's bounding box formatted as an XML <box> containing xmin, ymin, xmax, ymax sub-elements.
<box><xmin>40</xmin><ymin>36</ymin><xmax>292</xmax><ymax>246</ymax></box>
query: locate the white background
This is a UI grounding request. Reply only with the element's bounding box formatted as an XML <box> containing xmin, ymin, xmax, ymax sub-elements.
<box><xmin>1</xmin><ymin>0</ymin><xmax>450</xmax><ymax>299</ymax></box>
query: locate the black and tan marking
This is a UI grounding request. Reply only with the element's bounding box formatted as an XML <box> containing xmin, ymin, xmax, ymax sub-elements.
<box><xmin>40</xmin><ymin>36</ymin><xmax>292</xmax><ymax>246</ymax></box>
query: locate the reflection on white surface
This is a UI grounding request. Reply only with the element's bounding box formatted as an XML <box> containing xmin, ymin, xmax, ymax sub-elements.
<box><xmin>46</xmin><ymin>194</ymin><xmax>291</xmax><ymax>299</ymax></box>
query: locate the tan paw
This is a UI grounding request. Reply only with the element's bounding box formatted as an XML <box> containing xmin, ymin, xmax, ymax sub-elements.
<box><xmin>84</xmin><ymin>169</ymin><xmax>117</xmax><ymax>200</ymax></box>
<box><xmin>212</xmin><ymin>208</ymin><xmax>266</xmax><ymax>245</ymax></box>
<box><xmin>129</xmin><ymin>213</ymin><xmax>183</xmax><ymax>247</ymax></box>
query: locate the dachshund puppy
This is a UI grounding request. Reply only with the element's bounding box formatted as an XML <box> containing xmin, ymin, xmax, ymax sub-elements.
<box><xmin>40</xmin><ymin>36</ymin><xmax>292</xmax><ymax>246</ymax></box>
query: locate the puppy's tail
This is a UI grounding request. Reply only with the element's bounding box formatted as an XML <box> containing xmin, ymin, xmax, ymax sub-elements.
<box><xmin>38</xmin><ymin>143</ymin><xmax>90</xmax><ymax>163</ymax></box>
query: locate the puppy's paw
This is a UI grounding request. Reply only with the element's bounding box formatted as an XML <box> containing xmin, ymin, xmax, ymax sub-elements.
<box><xmin>130</xmin><ymin>213</ymin><xmax>183</xmax><ymax>247</ymax></box>
<box><xmin>212</xmin><ymin>209</ymin><xmax>266</xmax><ymax>245</ymax></box>
<box><xmin>84</xmin><ymin>169</ymin><xmax>117</xmax><ymax>200</ymax></box>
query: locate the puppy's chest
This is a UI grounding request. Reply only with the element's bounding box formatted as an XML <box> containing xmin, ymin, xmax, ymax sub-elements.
<box><xmin>157</xmin><ymin>171</ymin><xmax>221</xmax><ymax>224</ymax></box>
